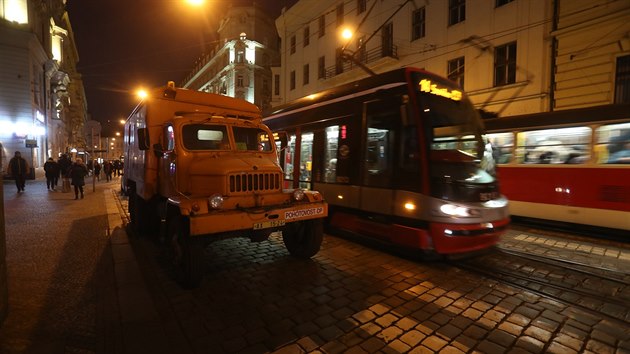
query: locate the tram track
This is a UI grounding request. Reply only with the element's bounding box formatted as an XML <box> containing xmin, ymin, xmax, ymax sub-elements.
<box><xmin>451</xmin><ymin>248</ymin><xmax>630</xmax><ymax>326</ymax></box>
<box><xmin>497</xmin><ymin>248</ymin><xmax>630</xmax><ymax>285</ymax></box>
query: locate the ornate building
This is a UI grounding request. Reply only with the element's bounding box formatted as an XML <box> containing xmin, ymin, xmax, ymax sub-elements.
<box><xmin>181</xmin><ymin>2</ymin><xmax>280</xmax><ymax>115</ymax></box>
<box><xmin>0</xmin><ymin>0</ymin><xmax>87</xmax><ymax>177</ymax></box>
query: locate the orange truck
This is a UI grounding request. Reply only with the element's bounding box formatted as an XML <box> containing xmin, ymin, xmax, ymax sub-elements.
<box><xmin>122</xmin><ymin>82</ymin><xmax>327</xmax><ymax>287</ymax></box>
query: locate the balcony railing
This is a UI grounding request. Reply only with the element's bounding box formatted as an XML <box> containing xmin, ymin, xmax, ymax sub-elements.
<box><xmin>324</xmin><ymin>44</ymin><xmax>398</xmax><ymax>79</ymax></box>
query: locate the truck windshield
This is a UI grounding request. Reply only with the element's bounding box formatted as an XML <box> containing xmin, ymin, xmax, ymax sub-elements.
<box><xmin>182</xmin><ymin>124</ymin><xmax>230</xmax><ymax>150</ymax></box>
<box><xmin>233</xmin><ymin>127</ymin><xmax>273</xmax><ymax>152</ymax></box>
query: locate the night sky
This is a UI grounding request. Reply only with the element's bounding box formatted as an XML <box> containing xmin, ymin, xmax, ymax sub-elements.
<box><xmin>66</xmin><ymin>0</ymin><xmax>296</xmax><ymax>136</ymax></box>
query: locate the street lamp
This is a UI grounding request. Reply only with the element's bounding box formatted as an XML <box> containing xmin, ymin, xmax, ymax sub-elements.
<box><xmin>137</xmin><ymin>89</ymin><xmax>148</xmax><ymax>100</ymax></box>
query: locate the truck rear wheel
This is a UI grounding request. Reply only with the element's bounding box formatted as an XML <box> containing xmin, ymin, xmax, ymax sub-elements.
<box><xmin>168</xmin><ymin>215</ymin><xmax>204</xmax><ymax>288</ymax></box>
<box><xmin>282</xmin><ymin>219</ymin><xmax>323</xmax><ymax>259</ymax></box>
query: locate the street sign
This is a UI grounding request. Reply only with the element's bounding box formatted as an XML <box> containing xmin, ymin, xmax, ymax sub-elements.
<box><xmin>25</xmin><ymin>139</ymin><xmax>37</xmax><ymax>148</ymax></box>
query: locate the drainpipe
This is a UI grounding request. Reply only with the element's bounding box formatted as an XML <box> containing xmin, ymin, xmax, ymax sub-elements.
<box><xmin>549</xmin><ymin>0</ymin><xmax>560</xmax><ymax>111</ymax></box>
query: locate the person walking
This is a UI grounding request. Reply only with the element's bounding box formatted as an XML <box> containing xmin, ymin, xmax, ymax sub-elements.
<box><xmin>43</xmin><ymin>157</ymin><xmax>60</xmax><ymax>190</ymax></box>
<box><xmin>103</xmin><ymin>160</ymin><xmax>113</xmax><ymax>182</ymax></box>
<box><xmin>93</xmin><ymin>161</ymin><xmax>101</xmax><ymax>181</ymax></box>
<box><xmin>7</xmin><ymin>151</ymin><xmax>28</xmax><ymax>193</ymax></box>
<box><xmin>69</xmin><ymin>158</ymin><xmax>88</xmax><ymax>199</ymax></box>
<box><xmin>58</xmin><ymin>154</ymin><xmax>72</xmax><ymax>192</ymax></box>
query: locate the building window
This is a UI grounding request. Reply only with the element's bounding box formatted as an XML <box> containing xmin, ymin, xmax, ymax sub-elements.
<box><xmin>381</xmin><ymin>22</ymin><xmax>393</xmax><ymax>58</ymax></box>
<box><xmin>615</xmin><ymin>55</ymin><xmax>630</xmax><ymax>103</ymax></box>
<box><xmin>448</xmin><ymin>57</ymin><xmax>465</xmax><ymax>89</ymax></box>
<box><xmin>357</xmin><ymin>36</ymin><xmax>367</xmax><ymax>63</ymax></box>
<box><xmin>303</xmin><ymin>26</ymin><xmax>310</xmax><ymax>47</ymax></box>
<box><xmin>318</xmin><ymin>56</ymin><xmax>326</xmax><ymax>79</ymax></box>
<box><xmin>357</xmin><ymin>0</ymin><xmax>366</xmax><ymax>14</ymax></box>
<box><xmin>236</xmin><ymin>50</ymin><xmax>244</xmax><ymax>63</ymax></box>
<box><xmin>319</xmin><ymin>15</ymin><xmax>325</xmax><ymax>37</ymax></box>
<box><xmin>448</xmin><ymin>0</ymin><xmax>465</xmax><ymax>26</ymax></box>
<box><xmin>274</xmin><ymin>74</ymin><xmax>280</xmax><ymax>95</ymax></box>
<box><xmin>237</xmin><ymin>75</ymin><xmax>244</xmax><ymax>87</ymax></box>
<box><xmin>303</xmin><ymin>64</ymin><xmax>310</xmax><ymax>86</ymax></box>
<box><xmin>336</xmin><ymin>3</ymin><xmax>344</xmax><ymax>27</ymax></box>
<box><xmin>496</xmin><ymin>0</ymin><xmax>515</xmax><ymax>7</ymax></box>
<box><xmin>290</xmin><ymin>70</ymin><xmax>296</xmax><ymax>90</ymax></box>
<box><xmin>335</xmin><ymin>48</ymin><xmax>344</xmax><ymax>75</ymax></box>
<box><xmin>1</xmin><ymin>0</ymin><xmax>28</xmax><ymax>23</ymax></box>
<box><xmin>290</xmin><ymin>35</ymin><xmax>296</xmax><ymax>54</ymax></box>
<box><xmin>494</xmin><ymin>42</ymin><xmax>517</xmax><ymax>86</ymax></box>
<box><xmin>412</xmin><ymin>7</ymin><xmax>425</xmax><ymax>41</ymax></box>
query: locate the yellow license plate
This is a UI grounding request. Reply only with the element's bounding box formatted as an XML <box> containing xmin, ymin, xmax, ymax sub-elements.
<box><xmin>253</xmin><ymin>220</ymin><xmax>286</xmax><ymax>230</ymax></box>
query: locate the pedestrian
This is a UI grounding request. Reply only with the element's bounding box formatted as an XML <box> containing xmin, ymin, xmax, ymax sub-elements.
<box><xmin>58</xmin><ymin>154</ymin><xmax>72</xmax><ymax>192</ymax></box>
<box><xmin>53</xmin><ymin>157</ymin><xmax>62</xmax><ymax>188</ymax></box>
<box><xmin>103</xmin><ymin>160</ymin><xmax>113</xmax><ymax>182</ymax></box>
<box><xmin>112</xmin><ymin>160</ymin><xmax>120</xmax><ymax>177</ymax></box>
<box><xmin>69</xmin><ymin>157</ymin><xmax>88</xmax><ymax>199</ymax></box>
<box><xmin>7</xmin><ymin>151</ymin><xmax>28</xmax><ymax>193</ymax></box>
<box><xmin>43</xmin><ymin>157</ymin><xmax>60</xmax><ymax>190</ymax></box>
<box><xmin>94</xmin><ymin>161</ymin><xmax>101</xmax><ymax>181</ymax></box>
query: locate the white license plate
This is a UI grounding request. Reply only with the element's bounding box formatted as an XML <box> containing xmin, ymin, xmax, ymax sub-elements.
<box><xmin>253</xmin><ymin>220</ymin><xmax>285</xmax><ymax>230</ymax></box>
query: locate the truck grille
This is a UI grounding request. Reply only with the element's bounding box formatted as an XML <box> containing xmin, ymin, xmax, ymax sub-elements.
<box><xmin>229</xmin><ymin>172</ymin><xmax>282</xmax><ymax>193</ymax></box>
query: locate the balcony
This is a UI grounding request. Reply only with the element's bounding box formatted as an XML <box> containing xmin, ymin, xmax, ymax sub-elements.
<box><xmin>324</xmin><ymin>44</ymin><xmax>398</xmax><ymax>79</ymax></box>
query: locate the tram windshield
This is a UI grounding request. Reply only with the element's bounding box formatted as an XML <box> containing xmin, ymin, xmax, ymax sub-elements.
<box><xmin>414</xmin><ymin>77</ymin><xmax>499</xmax><ymax>202</ymax></box>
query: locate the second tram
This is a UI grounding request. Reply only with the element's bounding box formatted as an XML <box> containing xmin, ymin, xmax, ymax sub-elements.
<box><xmin>484</xmin><ymin>103</ymin><xmax>630</xmax><ymax>233</ymax></box>
<box><xmin>264</xmin><ymin>68</ymin><xmax>510</xmax><ymax>256</ymax></box>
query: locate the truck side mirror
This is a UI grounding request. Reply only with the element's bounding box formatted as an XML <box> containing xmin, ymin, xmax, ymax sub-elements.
<box><xmin>137</xmin><ymin>128</ymin><xmax>150</xmax><ymax>150</ymax></box>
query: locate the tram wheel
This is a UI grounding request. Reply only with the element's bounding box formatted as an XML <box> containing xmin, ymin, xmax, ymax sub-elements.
<box><xmin>168</xmin><ymin>214</ymin><xmax>204</xmax><ymax>288</ymax></box>
<box><xmin>282</xmin><ymin>219</ymin><xmax>323</xmax><ymax>259</ymax></box>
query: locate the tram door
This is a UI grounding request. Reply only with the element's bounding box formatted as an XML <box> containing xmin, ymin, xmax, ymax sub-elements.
<box><xmin>361</xmin><ymin>98</ymin><xmax>399</xmax><ymax>215</ymax></box>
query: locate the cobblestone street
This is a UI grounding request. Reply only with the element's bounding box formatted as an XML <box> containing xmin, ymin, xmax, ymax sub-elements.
<box><xmin>1</xmin><ymin>179</ymin><xmax>630</xmax><ymax>353</ymax></box>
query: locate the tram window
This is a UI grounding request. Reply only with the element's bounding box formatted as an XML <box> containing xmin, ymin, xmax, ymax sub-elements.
<box><xmin>324</xmin><ymin>126</ymin><xmax>339</xmax><ymax>183</ymax></box>
<box><xmin>299</xmin><ymin>132</ymin><xmax>313</xmax><ymax>189</ymax></box>
<box><xmin>233</xmin><ymin>127</ymin><xmax>273</xmax><ymax>152</ymax></box>
<box><xmin>487</xmin><ymin>132</ymin><xmax>514</xmax><ymax>164</ymax></box>
<box><xmin>284</xmin><ymin>135</ymin><xmax>296</xmax><ymax>180</ymax></box>
<box><xmin>516</xmin><ymin>127</ymin><xmax>591</xmax><ymax>164</ymax></box>
<box><xmin>595</xmin><ymin>122</ymin><xmax>630</xmax><ymax>164</ymax></box>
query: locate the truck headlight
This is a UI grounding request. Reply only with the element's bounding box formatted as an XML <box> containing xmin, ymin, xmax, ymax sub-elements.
<box><xmin>292</xmin><ymin>189</ymin><xmax>305</xmax><ymax>201</ymax></box>
<box><xmin>209</xmin><ymin>194</ymin><xmax>224</xmax><ymax>209</ymax></box>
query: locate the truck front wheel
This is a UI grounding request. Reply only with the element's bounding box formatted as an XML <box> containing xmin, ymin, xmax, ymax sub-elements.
<box><xmin>168</xmin><ymin>215</ymin><xmax>204</xmax><ymax>288</ymax></box>
<box><xmin>282</xmin><ymin>219</ymin><xmax>323</xmax><ymax>259</ymax></box>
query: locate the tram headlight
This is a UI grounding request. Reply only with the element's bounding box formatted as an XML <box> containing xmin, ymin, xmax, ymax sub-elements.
<box><xmin>292</xmin><ymin>189</ymin><xmax>305</xmax><ymax>201</ymax></box>
<box><xmin>208</xmin><ymin>194</ymin><xmax>224</xmax><ymax>209</ymax></box>
<box><xmin>439</xmin><ymin>204</ymin><xmax>478</xmax><ymax>217</ymax></box>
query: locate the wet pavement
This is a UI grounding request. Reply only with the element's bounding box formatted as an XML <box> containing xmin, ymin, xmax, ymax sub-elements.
<box><xmin>1</xmin><ymin>177</ymin><xmax>630</xmax><ymax>353</ymax></box>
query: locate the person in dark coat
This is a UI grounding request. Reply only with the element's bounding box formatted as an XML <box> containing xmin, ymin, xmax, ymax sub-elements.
<box><xmin>58</xmin><ymin>154</ymin><xmax>72</xmax><ymax>192</ymax></box>
<box><xmin>7</xmin><ymin>151</ymin><xmax>28</xmax><ymax>193</ymax></box>
<box><xmin>103</xmin><ymin>160</ymin><xmax>113</xmax><ymax>182</ymax></box>
<box><xmin>43</xmin><ymin>157</ymin><xmax>60</xmax><ymax>190</ymax></box>
<box><xmin>69</xmin><ymin>158</ymin><xmax>88</xmax><ymax>199</ymax></box>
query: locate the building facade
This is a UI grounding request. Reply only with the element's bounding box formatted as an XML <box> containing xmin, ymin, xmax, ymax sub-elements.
<box><xmin>273</xmin><ymin>0</ymin><xmax>629</xmax><ymax>115</ymax></box>
<box><xmin>552</xmin><ymin>0</ymin><xmax>630</xmax><ymax>109</ymax></box>
<box><xmin>1</xmin><ymin>0</ymin><xmax>87</xmax><ymax>177</ymax></box>
<box><xmin>181</xmin><ymin>3</ymin><xmax>280</xmax><ymax>115</ymax></box>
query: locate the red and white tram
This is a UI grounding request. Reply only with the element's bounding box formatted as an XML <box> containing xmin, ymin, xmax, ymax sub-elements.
<box><xmin>484</xmin><ymin>104</ymin><xmax>630</xmax><ymax>233</ymax></box>
<box><xmin>264</xmin><ymin>68</ymin><xmax>510</xmax><ymax>256</ymax></box>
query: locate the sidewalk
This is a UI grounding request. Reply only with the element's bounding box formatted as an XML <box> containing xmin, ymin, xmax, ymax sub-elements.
<box><xmin>0</xmin><ymin>176</ymin><xmax>169</xmax><ymax>354</ymax></box>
